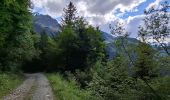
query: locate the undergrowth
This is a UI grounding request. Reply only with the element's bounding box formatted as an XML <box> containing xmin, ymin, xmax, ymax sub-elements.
<box><xmin>47</xmin><ymin>73</ymin><xmax>98</xmax><ymax>100</ymax></box>
<box><xmin>0</xmin><ymin>73</ymin><xmax>23</xmax><ymax>98</ymax></box>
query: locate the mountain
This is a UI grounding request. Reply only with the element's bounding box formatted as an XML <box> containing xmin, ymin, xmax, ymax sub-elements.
<box><xmin>33</xmin><ymin>14</ymin><xmax>139</xmax><ymax>59</ymax></box>
<box><xmin>102</xmin><ymin>32</ymin><xmax>117</xmax><ymax>58</ymax></box>
<box><xmin>102</xmin><ymin>32</ymin><xmax>139</xmax><ymax>58</ymax></box>
<box><xmin>33</xmin><ymin>14</ymin><xmax>61</xmax><ymax>36</ymax></box>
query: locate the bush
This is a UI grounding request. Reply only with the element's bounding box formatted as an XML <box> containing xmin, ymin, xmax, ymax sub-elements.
<box><xmin>89</xmin><ymin>59</ymin><xmax>136</xmax><ymax>100</ymax></box>
<box><xmin>47</xmin><ymin>73</ymin><xmax>98</xmax><ymax>100</ymax></box>
<box><xmin>0</xmin><ymin>73</ymin><xmax>23</xmax><ymax>98</ymax></box>
<box><xmin>150</xmin><ymin>76</ymin><xmax>170</xmax><ymax>100</ymax></box>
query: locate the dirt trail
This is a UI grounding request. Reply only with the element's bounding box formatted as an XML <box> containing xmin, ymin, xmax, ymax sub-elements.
<box><xmin>2</xmin><ymin>73</ymin><xmax>54</xmax><ymax>100</ymax></box>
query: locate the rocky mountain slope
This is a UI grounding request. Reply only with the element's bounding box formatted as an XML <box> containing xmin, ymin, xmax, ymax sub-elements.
<box><xmin>33</xmin><ymin>14</ymin><xmax>61</xmax><ymax>36</ymax></box>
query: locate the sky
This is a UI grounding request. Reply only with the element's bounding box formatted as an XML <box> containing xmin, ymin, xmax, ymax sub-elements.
<box><xmin>31</xmin><ymin>0</ymin><xmax>167</xmax><ymax>38</ymax></box>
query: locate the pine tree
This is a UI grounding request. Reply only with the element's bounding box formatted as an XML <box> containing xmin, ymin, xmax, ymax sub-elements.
<box><xmin>134</xmin><ymin>43</ymin><xmax>157</xmax><ymax>80</ymax></box>
<box><xmin>62</xmin><ymin>1</ymin><xmax>77</xmax><ymax>26</ymax></box>
<box><xmin>55</xmin><ymin>2</ymin><xmax>106</xmax><ymax>71</ymax></box>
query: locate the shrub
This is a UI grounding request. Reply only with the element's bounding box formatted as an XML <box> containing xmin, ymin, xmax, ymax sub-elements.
<box><xmin>47</xmin><ymin>73</ymin><xmax>98</xmax><ymax>100</ymax></box>
<box><xmin>0</xmin><ymin>73</ymin><xmax>23</xmax><ymax>98</ymax></box>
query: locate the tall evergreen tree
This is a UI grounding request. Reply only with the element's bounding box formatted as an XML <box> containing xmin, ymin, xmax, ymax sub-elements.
<box><xmin>134</xmin><ymin>43</ymin><xmax>157</xmax><ymax>80</ymax></box>
<box><xmin>62</xmin><ymin>1</ymin><xmax>77</xmax><ymax>26</ymax></box>
<box><xmin>55</xmin><ymin>2</ymin><xmax>106</xmax><ymax>71</ymax></box>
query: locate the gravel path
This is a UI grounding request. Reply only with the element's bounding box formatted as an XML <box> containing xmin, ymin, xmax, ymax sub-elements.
<box><xmin>3</xmin><ymin>73</ymin><xmax>54</xmax><ymax>100</ymax></box>
<box><xmin>32</xmin><ymin>74</ymin><xmax>53</xmax><ymax>100</ymax></box>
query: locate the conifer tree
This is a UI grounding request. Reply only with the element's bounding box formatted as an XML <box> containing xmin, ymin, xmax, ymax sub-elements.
<box><xmin>62</xmin><ymin>1</ymin><xmax>77</xmax><ymax>26</ymax></box>
<box><xmin>134</xmin><ymin>43</ymin><xmax>157</xmax><ymax>80</ymax></box>
<box><xmin>55</xmin><ymin>2</ymin><xmax>106</xmax><ymax>71</ymax></box>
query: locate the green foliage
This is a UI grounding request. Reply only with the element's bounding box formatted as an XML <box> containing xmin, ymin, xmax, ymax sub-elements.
<box><xmin>62</xmin><ymin>1</ymin><xmax>77</xmax><ymax>26</ymax></box>
<box><xmin>131</xmin><ymin>76</ymin><xmax>170</xmax><ymax>100</ymax></box>
<box><xmin>0</xmin><ymin>1</ymin><xmax>169</xmax><ymax>100</ymax></box>
<box><xmin>85</xmin><ymin>26</ymin><xmax>106</xmax><ymax>65</ymax></box>
<box><xmin>151</xmin><ymin>76</ymin><xmax>170</xmax><ymax>100</ymax></box>
<box><xmin>158</xmin><ymin>56</ymin><xmax>170</xmax><ymax>76</ymax></box>
<box><xmin>22</xmin><ymin>31</ymin><xmax>54</xmax><ymax>72</ymax></box>
<box><xmin>23</xmin><ymin>2</ymin><xmax>106</xmax><ymax>72</ymax></box>
<box><xmin>47</xmin><ymin>73</ymin><xmax>98</xmax><ymax>100</ymax></box>
<box><xmin>110</xmin><ymin>21</ymin><xmax>136</xmax><ymax>69</ymax></box>
<box><xmin>0</xmin><ymin>73</ymin><xmax>23</xmax><ymax>98</ymax></box>
<box><xmin>88</xmin><ymin>57</ymin><xmax>170</xmax><ymax>100</ymax></box>
<box><xmin>40</xmin><ymin>1</ymin><xmax>170</xmax><ymax>100</ymax></box>
<box><xmin>0</xmin><ymin>0</ymin><xmax>37</xmax><ymax>71</ymax></box>
<box><xmin>56</xmin><ymin>26</ymin><xmax>79</xmax><ymax>70</ymax></box>
<box><xmin>89</xmin><ymin>57</ymin><xmax>136</xmax><ymax>100</ymax></box>
<box><xmin>134</xmin><ymin>43</ymin><xmax>158</xmax><ymax>80</ymax></box>
<box><xmin>56</xmin><ymin>24</ymin><xmax>106</xmax><ymax>71</ymax></box>
<box><xmin>52</xmin><ymin>3</ymin><xmax>106</xmax><ymax>71</ymax></box>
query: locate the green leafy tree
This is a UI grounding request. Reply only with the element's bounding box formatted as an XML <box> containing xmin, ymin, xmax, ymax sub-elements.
<box><xmin>0</xmin><ymin>0</ymin><xmax>36</xmax><ymax>71</ymax></box>
<box><xmin>89</xmin><ymin>57</ymin><xmax>135</xmax><ymax>100</ymax></box>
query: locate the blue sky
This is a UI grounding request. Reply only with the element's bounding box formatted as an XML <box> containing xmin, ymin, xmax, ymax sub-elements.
<box><xmin>31</xmin><ymin>0</ymin><xmax>167</xmax><ymax>37</ymax></box>
<box><xmin>116</xmin><ymin>0</ymin><xmax>155</xmax><ymax>19</ymax></box>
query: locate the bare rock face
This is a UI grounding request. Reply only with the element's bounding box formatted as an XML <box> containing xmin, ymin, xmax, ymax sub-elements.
<box><xmin>33</xmin><ymin>14</ymin><xmax>61</xmax><ymax>36</ymax></box>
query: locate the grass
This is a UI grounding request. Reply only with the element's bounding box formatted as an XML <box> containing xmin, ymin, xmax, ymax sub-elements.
<box><xmin>47</xmin><ymin>73</ymin><xmax>97</xmax><ymax>100</ymax></box>
<box><xmin>0</xmin><ymin>73</ymin><xmax>23</xmax><ymax>98</ymax></box>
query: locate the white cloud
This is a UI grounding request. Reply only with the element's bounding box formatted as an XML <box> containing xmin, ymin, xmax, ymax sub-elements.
<box><xmin>146</xmin><ymin>0</ymin><xmax>163</xmax><ymax>10</ymax></box>
<box><xmin>31</xmin><ymin>0</ymin><xmax>146</xmax><ymax>17</ymax></box>
<box><xmin>114</xmin><ymin>0</ymin><xmax>146</xmax><ymax>13</ymax></box>
<box><xmin>31</xmin><ymin>0</ymin><xmax>68</xmax><ymax>17</ymax></box>
<box><xmin>125</xmin><ymin>15</ymin><xmax>145</xmax><ymax>37</ymax></box>
<box><xmin>31</xmin><ymin>0</ymin><xmax>151</xmax><ymax>38</ymax></box>
<box><xmin>102</xmin><ymin>15</ymin><xmax>145</xmax><ymax>37</ymax></box>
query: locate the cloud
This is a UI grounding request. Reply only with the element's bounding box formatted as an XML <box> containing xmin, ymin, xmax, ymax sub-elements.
<box><xmin>125</xmin><ymin>15</ymin><xmax>145</xmax><ymax>37</ymax></box>
<box><xmin>31</xmin><ymin>0</ymin><xmax>68</xmax><ymax>17</ymax></box>
<box><xmin>77</xmin><ymin>0</ymin><xmax>146</xmax><ymax>15</ymax></box>
<box><xmin>100</xmin><ymin>15</ymin><xmax>145</xmax><ymax>37</ymax></box>
<box><xmin>45</xmin><ymin>0</ymin><xmax>66</xmax><ymax>16</ymax></box>
<box><xmin>31</xmin><ymin>0</ymin><xmax>146</xmax><ymax>17</ymax></box>
<box><xmin>31</xmin><ymin>0</ymin><xmax>153</xmax><ymax>38</ymax></box>
<box><xmin>146</xmin><ymin>0</ymin><xmax>163</xmax><ymax>10</ymax></box>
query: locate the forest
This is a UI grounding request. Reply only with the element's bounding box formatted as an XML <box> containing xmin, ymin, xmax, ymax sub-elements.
<box><xmin>0</xmin><ymin>0</ymin><xmax>170</xmax><ymax>100</ymax></box>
